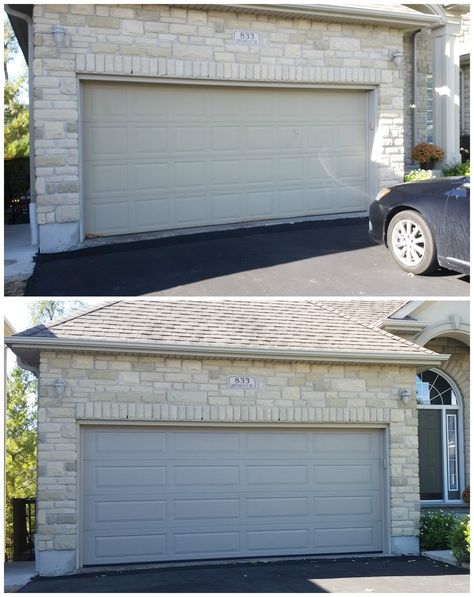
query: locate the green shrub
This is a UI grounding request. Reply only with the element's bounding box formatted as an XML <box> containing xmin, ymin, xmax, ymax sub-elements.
<box><xmin>442</xmin><ymin>160</ymin><xmax>470</xmax><ymax>176</ymax></box>
<box><xmin>449</xmin><ymin>516</ymin><xmax>470</xmax><ymax>564</ymax></box>
<box><xmin>404</xmin><ymin>169</ymin><xmax>435</xmax><ymax>183</ymax></box>
<box><xmin>420</xmin><ymin>510</ymin><xmax>459</xmax><ymax>550</ymax></box>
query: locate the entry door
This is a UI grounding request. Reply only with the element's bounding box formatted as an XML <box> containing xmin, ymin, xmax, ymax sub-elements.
<box><xmin>82</xmin><ymin>426</ymin><xmax>385</xmax><ymax>565</ymax></box>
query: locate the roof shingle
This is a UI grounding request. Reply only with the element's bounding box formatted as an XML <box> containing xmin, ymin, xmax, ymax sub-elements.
<box><xmin>12</xmin><ymin>300</ymin><xmax>434</xmax><ymax>357</ymax></box>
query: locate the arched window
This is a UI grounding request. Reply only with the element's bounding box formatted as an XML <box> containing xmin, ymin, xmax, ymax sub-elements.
<box><xmin>416</xmin><ymin>370</ymin><xmax>462</xmax><ymax>502</ymax></box>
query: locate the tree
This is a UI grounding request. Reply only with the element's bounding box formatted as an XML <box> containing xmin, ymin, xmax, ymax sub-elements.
<box><xmin>5</xmin><ymin>367</ymin><xmax>37</xmax><ymax>561</ymax></box>
<box><xmin>4</xmin><ymin>18</ymin><xmax>19</xmax><ymax>81</ymax></box>
<box><xmin>5</xmin><ymin>301</ymin><xmax>89</xmax><ymax>559</ymax></box>
<box><xmin>4</xmin><ymin>74</ymin><xmax>29</xmax><ymax>158</ymax></box>
<box><xmin>28</xmin><ymin>300</ymin><xmax>89</xmax><ymax>326</ymax></box>
<box><xmin>4</xmin><ymin>17</ymin><xmax>29</xmax><ymax>157</ymax></box>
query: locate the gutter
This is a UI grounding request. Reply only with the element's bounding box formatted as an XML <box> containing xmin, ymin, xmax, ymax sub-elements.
<box><xmin>4</xmin><ymin>5</ymin><xmax>38</xmax><ymax>246</ymax></box>
<box><xmin>5</xmin><ymin>336</ymin><xmax>450</xmax><ymax>369</ymax></box>
<box><xmin>186</xmin><ymin>4</ymin><xmax>442</xmax><ymax>28</ymax></box>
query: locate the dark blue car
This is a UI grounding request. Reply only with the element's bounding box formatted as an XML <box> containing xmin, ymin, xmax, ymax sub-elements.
<box><xmin>369</xmin><ymin>177</ymin><xmax>470</xmax><ymax>275</ymax></box>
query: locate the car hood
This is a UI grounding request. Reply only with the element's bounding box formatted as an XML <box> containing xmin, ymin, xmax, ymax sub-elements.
<box><xmin>390</xmin><ymin>176</ymin><xmax>468</xmax><ymax>196</ymax></box>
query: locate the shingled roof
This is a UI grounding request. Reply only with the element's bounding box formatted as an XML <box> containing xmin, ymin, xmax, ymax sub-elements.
<box><xmin>7</xmin><ymin>300</ymin><xmax>446</xmax><ymax>371</ymax></box>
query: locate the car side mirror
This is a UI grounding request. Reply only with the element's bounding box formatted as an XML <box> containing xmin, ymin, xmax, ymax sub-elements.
<box><xmin>463</xmin><ymin>182</ymin><xmax>470</xmax><ymax>190</ymax></box>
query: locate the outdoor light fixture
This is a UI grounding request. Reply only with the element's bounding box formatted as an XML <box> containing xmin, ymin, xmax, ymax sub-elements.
<box><xmin>54</xmin><ymin>378</ymin><xmax>66</xmax><ymax>398</ymax></box>
<box><xmin>52</xmin><ymin>24</ymin><xmax>66</xmax><ymax>48</ymax></box>
<box><xmin>399</xmin><ymin>388</ymin><xmax>411</xmax><ymax>405</ymax></box>
<box><xmin>391</xmin><ymin>50</ymin><xmax>403</xmax><ymax>67</ymax></box>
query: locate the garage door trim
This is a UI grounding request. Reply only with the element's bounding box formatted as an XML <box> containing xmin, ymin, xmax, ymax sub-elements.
<box><xmin>78</xmin><ymin>76</ymin><xmax>378</xmax><ymax>243</ymax></box>
<box><xmin>77</xmin><ymin>422</ymin><xmax>390</xmax><ymax>568</ymax></box>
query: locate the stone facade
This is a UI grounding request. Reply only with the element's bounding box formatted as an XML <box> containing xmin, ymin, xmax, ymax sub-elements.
<box><xmin>403</xmin><ymin>11</ymin><xmax>470</xmax><ymax>169</ymax></box>
<box><xmin>32</xmin><ymin>3</ymin><xmax>407</xmax><ymax>251</ymax></box>
<box><xmin>403</xmin><ymin>28</ymin><xmax>433</xmax><ymax>166</ymax></box>
<box><xmin>36</xmin><ymin>349</ymin><xmax>420</xmax><ymax>574</ymax></box>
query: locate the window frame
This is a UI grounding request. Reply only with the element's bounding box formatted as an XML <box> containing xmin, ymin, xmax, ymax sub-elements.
<box><xmin>416</xmin><ymin>368</ymin><xmax>464</xmax><ymax>505</ymax></box>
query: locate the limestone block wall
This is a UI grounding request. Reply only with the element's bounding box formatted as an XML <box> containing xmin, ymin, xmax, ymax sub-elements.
<box><xmin>32</xmin><ymin>3</ymin><xmax>406</xmax><ymax>251</ymax></box>
<box><xmin>36</xmin><ymin>349</ymin><xmax>420</xmax><ymax>573</ymax></box>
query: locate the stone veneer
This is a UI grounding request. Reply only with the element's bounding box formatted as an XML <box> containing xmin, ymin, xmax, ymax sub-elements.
<box><xmin>36</xmin><ymin>349</ymin><xmax>420</xmax><ymax>574</ymax></box>
<box><xmin>33</xmin><ymin>3</ymin><xmax>406</xmax><ymax>251</ymax></box>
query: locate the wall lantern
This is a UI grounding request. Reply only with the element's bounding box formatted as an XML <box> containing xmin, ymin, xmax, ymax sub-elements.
<box><xmin>52</xmin><ymin>24</ymin><xmax>66</xmax><ymax>48</ymax></box>
<box><xmin>399</xmin><ymin>388</ymin><xmax>411</xmax><ymax>405</ymax></box>
<box><xmin>54</xmin><ymin>378</ymin><xmax>66</xmax><ymax>398</ymax></box>
<box><xmin>391</xmin><ymin>50</ymin><xmax>403</xmax><ymax>67</ymax></box>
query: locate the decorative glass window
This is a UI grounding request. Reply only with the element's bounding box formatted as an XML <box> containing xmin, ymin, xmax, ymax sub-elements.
<box><xmin>426</xmin><ymin>74</ymin><xmax>433</xmax><ymax>143</ymax></box>
<box><xmin>417</xmin><ymin>370</ymin><xmax>461</xmax><ymax>502</ymax></box>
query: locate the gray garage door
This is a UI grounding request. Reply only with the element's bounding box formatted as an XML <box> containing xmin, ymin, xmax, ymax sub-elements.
<box><xmin>82</xmin><ymin>427</ymin><xmax>385</xmax><ymax>565</ymax></box>
<box><xmin>82</xmin><ymin>82</ymin><xmax>369</xmax><ymax>237</ymax></box>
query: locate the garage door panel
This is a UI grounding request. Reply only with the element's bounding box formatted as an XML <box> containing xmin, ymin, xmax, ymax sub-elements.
<box><xmin>175</xmin><ymin>498</ymin><xmax>240</xmax><ymax>520</ymax></box>
<box><xmin>247</xmin><ymin>465</ymin><xmax>309</xmax><ymax>485</ymax></box>
<box><xmin>315</xmin><ymin>526</ymin><xmax>379</xmax><ymax>552</ymax></box>
<box><xmin>86</xmin><ymin>201</ymin><xmax>130</xmax><ymax>235</ymax></box>
<box><xmin>86</xmin><ymin>165</ymin><xmax>129</xmax><ymax>195</ymax></box>
<box><xmin>244</xmin><ymin>431</ymin><xmax>308</xmax><ymax>454</ymax></box>
<box><xmin>133</xmin><ymin>198</ymin><xmax>170</xmax><ymax>230</ymax></box>
<box><xmin>175</xmin><ymin>531</ymin><xmax>241</xmax><ymax>555</ymax></box>
<box><xmin>174</xmin><ymin>465</ymin><xmax>240</xmax><ymax>486</ymax></box>
<box><xmin>85</xmin><ymin>126</ymin><xmax>128</xmax><ymax>157</ymax></box>
<box><xmin>92</xmin><ymin>465</ymin><xmax>167</xmax><ymax>489</ymax></box>
<box><xmin>85</xmin><ymin>498</ymin><xmax>168</xmax><ymax>525</ymax></box>
<box><xmin>95</xmin><ymin>533</ymin><xmax>167</xmax><ymax>559</ymax></box>
<box><xmin>174</xmin><ymin>431</ymin><xmax>241</xmax><ymax>453</ymax></box>
<box><xmin>210</xmin><ymin>193</ymin><xmax>242</xmax><ymax>220</ymax></box>
<box><xmin>83</xmin><ymin>82</ymin><xmax>368</xmax><ymax>236</ymax></box>
<box><xmin>247</xmin><ymin>497</ymin><xmax>310</xmax><ymax>518</ymax></box>
<box><xmin>131</xmin><ymin>127</ymin><xmax>169</xmax><ymax>155</ymax></box>
<box><xmin>314</xmin><ymin>464</ymin><xmax>378</xmax><ymax>485</ymax></box>
<box><xmin>314</xmin><ymin>495</ymin><xmax>382</xmax><ymax>518</ymax></box>
<box><xmin>82</xmin><ymin>427</ymin><xmax>384</xmax><ymax>565</ymax></box>
<box><xmin>313</xmin><ymin>431</ymin><xmax>374</xmax><ymax>454</ymax></box>
<box><xmin>243</xmin><ymin>126</ymin><xmax>275</xmax><ymax>151</ymax></box>
<box><xmin>210</xmin><ymin>127</ymin><xmax>240</xmax><ymax>151</ymax></box>
<box><xmin>173</xmin><ymin>162</ymin><xmax>207</xmax><ymax>188</ymax></box>
<box><xmin>86</xmin><ymin>429</ymin><xmax>167</xmax><ymax>457</ymax></box>
<box><xmin>173</xmin><ymin>195</ymin><xmax>208</xmax><ymax>225</ymax></box>
<box><xmin>246</xmin><ymin>191</ymin><xmax>274</xmax><ymax>217</ymax></box>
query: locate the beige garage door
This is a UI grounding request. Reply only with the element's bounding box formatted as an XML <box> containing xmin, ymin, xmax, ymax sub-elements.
<box><xmin>82</xmin><ymin>427</ymin><xmax>385</xmax><ymax>565</ymax></box>
<box><xmin>82</xmin><ymin>82</ymin><xmax>369</xmax><ymax>237</ymax></box>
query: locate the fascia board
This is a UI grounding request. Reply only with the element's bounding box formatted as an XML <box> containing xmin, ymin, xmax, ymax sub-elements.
<box><xmin>5</xmin><ymin>336</ymin><xmax>449</xmax><ymax>367</ymax></box>
<box><xmin>215</xmin><ymin>4</ymin><xmax>442</xmax><ymax>27</ymax></box>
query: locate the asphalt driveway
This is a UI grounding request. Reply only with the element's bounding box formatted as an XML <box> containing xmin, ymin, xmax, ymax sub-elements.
<box><xmin>24</xmin><ymin>219</ymin><xmax>469</xmax><ymax>296</ymax></box>
<box><xmin>18</xmin><ymin>557</ymin><xmax>469</xmax><ymax>593</ymax></box>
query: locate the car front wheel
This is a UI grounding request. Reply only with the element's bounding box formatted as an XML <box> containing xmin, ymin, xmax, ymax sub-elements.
<box><xmin>387</xmin><ymin>210</ymin><xmax>438</xmax><ymax>274</ymax></box>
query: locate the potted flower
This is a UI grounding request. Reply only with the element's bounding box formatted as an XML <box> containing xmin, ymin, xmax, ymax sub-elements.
<box><xmin>412</xmin><ymin>143</ymin><xmax>445</xmax><ymax>170</ymax></box>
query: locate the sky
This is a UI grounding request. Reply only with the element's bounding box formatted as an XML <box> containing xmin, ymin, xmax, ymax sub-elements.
<box><xmin>4</xmin><ymin>299</ymin><xmax>105</xmax><ymax>371</ymax></box>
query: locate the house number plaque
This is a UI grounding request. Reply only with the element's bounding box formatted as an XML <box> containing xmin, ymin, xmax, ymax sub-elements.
<box><xmin>233</xmin><ymin>30</ymin><xmax>261</xmax><ymax>47</ymax></box>
<box><xmin>228</xmin><ymin>376</ymin><xmax>257</xmax><ymax>389</ymax></box>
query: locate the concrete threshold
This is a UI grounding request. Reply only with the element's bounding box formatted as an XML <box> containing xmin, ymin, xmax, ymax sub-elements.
<box><xmin>422</xmin><ymin>549</ymin><xmax>469</xmax><ymax>569</ymax></box>
<box><xmin>80</xmin><ymin>212</ymin><xmax>367</xmax><ymax>250</ymax></box>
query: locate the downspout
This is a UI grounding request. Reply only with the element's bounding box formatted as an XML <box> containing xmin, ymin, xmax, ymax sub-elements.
<box><xmin>4</xmin><ymin>6</ymin><xmax>38</xmax><ymax>247</ymax></box>
<box><xmin>411</xmin><ymin>29</ymin><xmax>422</xmax><ymax>155</ymax></box>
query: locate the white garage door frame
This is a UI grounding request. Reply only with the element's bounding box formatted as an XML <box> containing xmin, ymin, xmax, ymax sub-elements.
<box><xmin>77</xmin><ymin>75</ymin><xmax>379</xmax><ymax>243</ymax></box>
<box><xmin>76</xmin><ymin>421</ymin><xmax>391</xmax><ymax>569</ymax></box>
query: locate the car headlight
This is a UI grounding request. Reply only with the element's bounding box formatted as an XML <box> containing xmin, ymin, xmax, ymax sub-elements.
<box><xmin>375</xmin><ymin>188</ymin><xmax>391</xmax><ymax>202</ymax></box>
